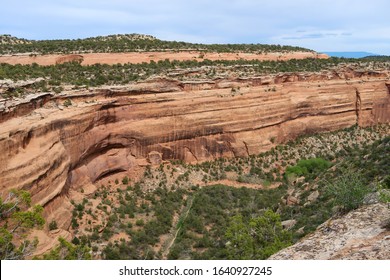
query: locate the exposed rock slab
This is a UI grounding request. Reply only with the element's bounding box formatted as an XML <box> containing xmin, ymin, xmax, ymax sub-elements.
<box><xmin>269</xmin><ymin>203</ymin><xmax>390</xmax><ymax>260</ymax></box>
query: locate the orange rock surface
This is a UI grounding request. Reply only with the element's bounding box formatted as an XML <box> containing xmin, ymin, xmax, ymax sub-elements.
<box><xmin>0</xmin><ymin>51</ymin><xmax>328</xmax><ymax>66</ymax></box>
<box><xmin>0</xmin><ymin>69</ymin><xmax>389</xmax><ymax>232</ymax></box>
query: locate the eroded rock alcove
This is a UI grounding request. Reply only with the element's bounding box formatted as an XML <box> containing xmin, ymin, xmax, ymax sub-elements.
<box><xmin>0</xmin><ymin>70</ymin><xmax>389</xmax><ymax>230</ymax></box>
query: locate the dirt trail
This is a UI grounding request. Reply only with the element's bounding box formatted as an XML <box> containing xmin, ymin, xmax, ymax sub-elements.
<box><xmin>162</xmin><ymin>196</ymin><xmax>194</xmax><ymax>259</ymax></box>
<box><xmin>204</xmin><ymin>179</ymin><xmax>281</xmax><ymax>189</ymax></box>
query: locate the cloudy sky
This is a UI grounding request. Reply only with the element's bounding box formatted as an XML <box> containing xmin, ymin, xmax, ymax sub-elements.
<box><xmin>1</xmin><ymin>0</ymin><xmax>389</xmax><ymax>54</ymax></box>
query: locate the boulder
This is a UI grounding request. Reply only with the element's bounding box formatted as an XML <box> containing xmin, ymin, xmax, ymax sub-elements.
<box><xmin>281</xmin><ymin>219</ymin><xmax>297</xmax><ymax>230</ymax></box>
<box><xmin>270</xmin><ymin>203</ymin><xmax>390</xmax><ymax>259</ymax></box>
<box><xmin>287</xmin><ymin>195</ymin><xmax>299</xmax><ymax>206</ymax></box>
<box><xmin>307</xmin><ymin>190</ymin><xmax>320</xmax><ymax>204</ymax></box>
<box><xmin>148</xmin><ymin>151</ymin><xmax>163</xmax><ymax>165</ymax></box>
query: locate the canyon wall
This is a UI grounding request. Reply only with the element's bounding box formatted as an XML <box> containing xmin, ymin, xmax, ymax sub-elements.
<box><xmin>0</xmin><ymin>70</ymin><xmax>389</xmax><ymax>229</ymax></box>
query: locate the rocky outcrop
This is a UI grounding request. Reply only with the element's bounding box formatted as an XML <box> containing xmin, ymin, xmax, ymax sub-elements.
<box><xmin>0</xmin><ymin>78</ymin><xmax>45</xmax><ymax>91</ymax></box>
<box><xmin>269</xmin><ymin>203</ymin><xmax>390</xmax><ymax>259</ymax></box>
<box><xmin>0</xmin><ymin>92</ymin><xmax>53</xmax><ymax>123</ymax></box>
<box><xmin>55</xmin><ymin>54</ymin><xmax>84</xmax><ymax>64</ymax></box>
<box><xmin>0</xmin><ymin>70</ymin><xmax>389</xmax><ymax>230</ymax></box>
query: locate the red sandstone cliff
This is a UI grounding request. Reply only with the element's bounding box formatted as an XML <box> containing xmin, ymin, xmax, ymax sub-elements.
<box><xmin>0</xmin><ymin>69</ymin><xmax>389</xmax><ymax>230</ymax></box>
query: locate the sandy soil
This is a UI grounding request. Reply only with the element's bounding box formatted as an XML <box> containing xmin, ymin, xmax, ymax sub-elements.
<box><xmin>0</xmin><ymin>51</ymin><xmax>328</xmax><ymax>66</ymax></box>
<box><xmin>204</xmin><ymin>179</ymin><xmax>281</xmax><ymax>189</ymax></box>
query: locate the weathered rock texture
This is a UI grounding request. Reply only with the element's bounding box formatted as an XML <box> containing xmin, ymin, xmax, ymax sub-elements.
<box><xmin>0</xmin><ymin>70</ymin><xmax>389</xmax><ymax>230</ymax></box>
<box><xmin>269</xmin><ymin>203</ymin><xmax>390</xmax><ymax>259</ymax></box>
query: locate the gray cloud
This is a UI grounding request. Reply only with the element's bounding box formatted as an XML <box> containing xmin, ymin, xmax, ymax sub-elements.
<box><xmin>282</xmin><ymin>32</ymin><xmax>353</xmax><ymax>40</ymax></box>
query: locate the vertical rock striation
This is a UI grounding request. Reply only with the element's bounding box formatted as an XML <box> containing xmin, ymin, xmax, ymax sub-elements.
<box><xmin>0</xmin><ymin>71</ymin><xmax>389</xmax><ymax>229</ymax></box>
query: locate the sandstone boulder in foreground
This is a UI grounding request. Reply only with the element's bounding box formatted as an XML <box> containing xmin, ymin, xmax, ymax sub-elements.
<box><xmin>269</xmin><ymin>203</ymin><xmax>390</xmax><ymax>260</ymax></box>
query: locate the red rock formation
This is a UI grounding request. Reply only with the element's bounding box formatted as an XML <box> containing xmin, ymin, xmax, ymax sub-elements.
<box><xmin>0</xmin><ymin>93</ymin><xmax>53</xmax><ymax>123</ymax></box>
<box><xmin>55</xmin><ymin>54</ymin><xmax>84</xmax><ymax>64</ymax></box>
<box><xmin>0</xmin><ymin>70</ymin><xmax>389</xmax><ymax>230</ymax></box>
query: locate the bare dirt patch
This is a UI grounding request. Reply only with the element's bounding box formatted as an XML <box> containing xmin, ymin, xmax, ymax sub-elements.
<box><xmin>0</xmin><ymin>51</ymin><xmax>328</xmax><ymax>66</ymax></box>
<box><xmin>204</xmin><ymin>179</ymin><xmax>280</xmax><ymax>189</ymax></box>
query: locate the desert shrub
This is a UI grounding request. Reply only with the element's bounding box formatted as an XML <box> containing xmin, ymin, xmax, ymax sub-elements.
<box><xmin>383</xmin><ymin>176</ymin><xmax>390</xmax><ymax>189</ymax></box>
<box><xmin>63</xmin><ymin>99</ymin><xmax>72</xmax><ymax>107</ymax></box>
<box><xmin>285</xmin><ymin>158</ymin><xmax>332</xmax><ymax>180</ymax></box>
<box><xmin>122</xmin><ymin>176</ymin><xmax>129</xmax><ymax>185</ymax></box>
<box><xmin>0</xmin><ymin>190</ymin><xmax>44</xmax><ymax>260</ymax></box>
<box><xmin>225</xmin><ymin>210</ymin><xmax>292</xmax><ymax>259</ymax></box>
<box><xmin>48</xmin><ymin>220</ymin><xmax>58</xmax><ymax>231</ymax></box>
<box><xmin>326</xmin><ymin>172</ymin><xmax>371</xmax><ymax>213</ymax></box>
<box><xmin>41</xmin><ymin>237</ymin><xmax>91</xmax><ymax>260</ymax></box>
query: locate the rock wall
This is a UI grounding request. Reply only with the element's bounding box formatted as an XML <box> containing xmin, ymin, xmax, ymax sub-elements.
<box><xmin>0</xmin><ymin>70</ymin><xmax>389</xmax><ymax>229</ymax></box>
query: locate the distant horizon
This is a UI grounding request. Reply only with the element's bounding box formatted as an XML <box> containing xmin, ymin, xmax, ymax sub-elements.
<box><xmin>321</xmin><ymin>51</ymin><xmax>383</xmax><ymax>58</ymax></box>
<box><xmin>1</xmin><ymin>1</ymin><xmax>389</xmax><ymax>55</ymax></box>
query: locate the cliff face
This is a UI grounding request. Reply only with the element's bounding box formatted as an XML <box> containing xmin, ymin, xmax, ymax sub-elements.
<box><xmin>0</xmin><ymin>70</ymin><xmax>389</xmax><ymax>228</ymax></box>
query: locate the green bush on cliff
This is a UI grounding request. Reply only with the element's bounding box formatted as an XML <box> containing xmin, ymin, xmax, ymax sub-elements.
<box><xmin>39</xmin><ymin>237</ymin><xmax>91</xmax><ymax>260</ymax></box>
<box><xmin>326</xmin><ymin>171</ymin><xmax>371</xmax><ymax>213</ymax></box>
<box><xmin>285</xmin><ymin>157</ymin><xmax>332</xmax><ymax>181</ymax></box>
<box><xmin>225</xmin><ymin>210</ymin><xmax>292</xmax><ymax>260</ymax></box>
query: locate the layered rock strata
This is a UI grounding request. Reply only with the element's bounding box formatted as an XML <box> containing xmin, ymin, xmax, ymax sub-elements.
<box><xmin>0</xmin><ymin>70</ymin><xmax>389</xmax><ymax>229</ymax></box>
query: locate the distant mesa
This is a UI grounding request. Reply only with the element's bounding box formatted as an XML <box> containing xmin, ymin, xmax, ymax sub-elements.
<box><xmin>0</xmin><ymin>34</ymin><xmax>32</xmax><ymax>45</ymax></box>
<box><xmin>0</xmin><ymin>33</ymin><xmax>314</xmax><ymax>57</ymax></box>
<box><xmin>0</xmin><ymin>33</ymin><xmax>156</xmax><ymax>44</ymax></box>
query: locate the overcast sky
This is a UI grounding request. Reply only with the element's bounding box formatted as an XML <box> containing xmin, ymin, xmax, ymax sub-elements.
<box><xmin>1</xmin><ymin>0</ymin><xmax>389</xmax><ymax>54</ymax></box>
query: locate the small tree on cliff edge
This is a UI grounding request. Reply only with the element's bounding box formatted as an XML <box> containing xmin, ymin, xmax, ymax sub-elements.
<box><xmin>225</xmin><ymin>210</ymin><xmax>292</xmax><ymax>259</ymax></box>
<box><xmin>0</xmin><ymin>189</ymin><xmax>44</xmax><ymax>259</ymax></box>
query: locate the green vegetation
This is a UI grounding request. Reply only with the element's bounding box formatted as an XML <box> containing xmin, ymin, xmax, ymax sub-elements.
<box><xmin>168</xmin><ymin>184</ymin><xmax>288</xmax><ymax>259</ymax></box>
<box><xmin>48</xmin><ymin>220</ymin><xmax>58</xmax><ymax>231</ymax></box>
<box><xmin>39</xmin><ymin>237</ymin><xmax>91</xmax><ymax>260</ymax></box>
<box><xmin>0</xmin><ymin>190</ymin><xmax>44</xmax><ymax>260</ymax></box>
<box><xmin>63</xmin><ymin>98</ymin><xmax>72</xmax><ymax>107</ymax></box>
<box><xmin>0</xmin><ymin>57</ymin><xmax>376</xmax><ymax>84</ymax></box>
<box><xmin>1</xmin><ymin>126</ymin><xmax>385</xmax><ymax>260</ymax></box>
<box><xmin>0</xmin><ymin>34</ymin><xmax>311</xmax><ymax>55</ymax></box>
<box><xmin>361</xmin><ymin>55</ymin><xmax>390</xmax><ymax>61</ymax></box>
<box><xmin>225</xmin><ymin>211</ymin><xmax>292</xmax><ymax>259</ymax></box>
<box><xmin>91</xmin><ymin>186</ymin><xmax>188</xmax><ymax>259</ymax></box>
<box><xmin>62</xmin><ymin>125</ymin><xmax>387</xmax><ymax>260</ymax></box>
<box><xmin>1</xmin><ymin>56</ymin><xmax>388</xmax><ymax>98</ymax></box>
<box><xmin>326</xmin><ymin>171</ymin><xmax>371</xmax><ymax>213</ymax></box>
<box><xmin>285</xmin><ymin>157</ymin><xmax>332</xmax><ymax>181</ymax></box>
